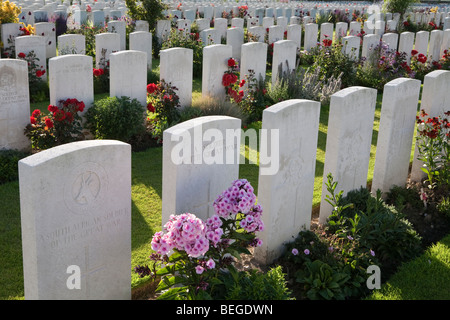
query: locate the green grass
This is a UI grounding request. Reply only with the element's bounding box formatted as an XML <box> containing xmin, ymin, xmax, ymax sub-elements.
<box><xmin>367</xmin><ymin>234</ymin><xmax>450</xmax><ymax>300</ymax></box>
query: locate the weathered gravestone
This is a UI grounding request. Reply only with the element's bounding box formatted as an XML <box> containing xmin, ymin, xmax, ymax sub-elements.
<box><xmin>271</xmin><ymin>40</ymin><xmax>297</xmax><ymax>86</ymax></box>
<box><xmin>94</xmin><ymin>32</ymin><xmax>120</xmax><ymax>68</ymax></box>
<box><xmin>255</xmin><ymin>99</ymin><xmax>320</xmax><ymax>264</ymax></box>
<box><xmin>159</xmin><ymin>47</ymin><xmax>193</xmax><ymax>108</ymax></box>
<box><xmin>49</xmin><ymin>55</ymin><xmax>94</xmax><ymax>115</ymax></box>
<box><xmin>371</xmin><ymin>78</ymin><xmax>421</xmax><ymax>195</ymax></box>
<box><xmin>319</xmin><ymin>87</ymin><xmax>377</xmax><ymax>224</ymax></box>
<box><xmin>410</xmin><ymin>70</ymin><xmax>450</xmax><ymax>182</ymax></box>
<box><xmin>202</xmin><ymin>44</ymin><xmax>232</xmax><ymax>100</ymax></box>
<box><xmin>19</xmin><ymin>140</ymin><xmax>132</xmax><ymax>299</ymax></box>
<box><xmin>109</xmin><ymin>50</ymin><xmax>147</xmax><ymax>107</ymax></box>
<box><xmin>0</xmin><ymin>58</ymin><xmax>30</xmax><ymax>151</ymax></box>
<box><xmin>15</xmin><ymin>35</ymin><xmax>47</xmax><ymax>82</ymax></box>
<box><xmin>57</xmin><ymin>34</ymin><xmax>86</xmax><ymax>55</ymax></box>
<box><xmin>161</xmin><ymin>116</ymin><xmax>241</xmax><ymax>225</ymax></box>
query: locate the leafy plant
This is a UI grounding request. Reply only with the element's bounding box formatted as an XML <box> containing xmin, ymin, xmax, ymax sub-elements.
<box><xmin>0</xmin><ymin>149</ymin><xmax>30</xmax><ymax>184</ymax></box>
<box><xmin>217</xmin><ymin>266</ymin><xmax>293</xmax><ymax>300</ymax></box>
<box><xmin>85</xmin><ymin>96</ymin><xmax>146</xmax><ymax>142</ymax></box>
<box><xmin>134</xmin><ymin>179</ymin><xmax>264</xmax><ymax>300</ymax></box>
<box><xmin>24</xmin><ymin>99</ymin><xmax>86</xmax><ymax>150</ymax></box>
<box><xmin>415</xmin><ymin>109</ymin><xmax>450</xmax><ymax>188</ymax></box>
<box><xmin>125</xmin><ymin>0</ymin><xmax>167</xmax><ymax>33</ymax></box>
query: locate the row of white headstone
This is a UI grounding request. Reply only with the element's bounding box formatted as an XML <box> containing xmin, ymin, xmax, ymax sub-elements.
<box><xmin>14</xmin><ymin>68</ymin><xmax>450</xmax><ymax>299</ymax></box>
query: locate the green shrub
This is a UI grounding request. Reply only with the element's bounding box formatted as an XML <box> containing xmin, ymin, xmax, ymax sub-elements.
<box><xmin>85</xmin><ymin>96</ymin><xmax>146</xmax><ymax>142</ymax></box>
<box><xmin>0</xmin><ymin>149</ymin><xmax>30</xmax><ymax>184</ymax></box>
<box><xmin>213</xmin><ymin>266</ymin><xmax>293</xmax><ymax>300</ymax></box>
<box><xmin>332</xmin><ymin>187</ymin><xmax>423</xmax><ymax>276</ymax></box>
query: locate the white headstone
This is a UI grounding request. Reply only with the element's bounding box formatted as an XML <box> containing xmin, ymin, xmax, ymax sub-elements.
<box><xmin>108</xmin><ymin>20</ymin><xmax>126</xmax><ymax>51</ymax></box>
<box><xmin>57</xmin><ymin>34</ymin><xmax>86</xmax><ymax>55</ymax></box>
<box><xmin>34</xmin><ymin>22</ymin><xmax>57</xmax><ymax>59</ymax></box>
<box><xmin>19</xmin><ymin>140</ymin><xmax>132</xmax><ymax>300</ymax></box>
<box><xmin>371</xmin><ymin>78</ymin><xmax>421</xmax><ymax>195</ymax></box>
<box><xmin>159</xmin><ymin>47</ymin><xmax>193</xmax><ymax>108</ymax></box>
<box><xmin>320</xmin><ymin>22</ymin><xmax>333</xmax><ymax>44</ymax></box>
<box><xmin>361</xmin><ymin>34</ymin><xmax>381</xmax><ymax>59</ymax></box>
<box><xmin>129</xmin><ymin>31</ymin><xmax>152</xmax><ymax>70</ymax></box>
<box><xmin>15</xmin><ymin>35</ymin><xmax>47</xmax><ymax>81</ymax></box>
<box><xmin>202</xmin><ymin>44</ymin><xmax>232</xmax><ymax>99</ymax></box>
<box><xmin>287</xmin><ymin>24</ymin><xmax>302</xmax><ymax>49</ymax></box>
<box><xmin>94</xmin><ymin>32</ymin><xmax>120</xmax><ymax>68</ymax></box>
<box><xmin>414</xmin><ymin>31</ymin><xmax>430</xmax><ymax>56</ymax></box>
<box><xmin>48</xmin><ymin>55</ymin><xmax>94</xmax><ymax>115</ymax></box>
<box><xmin>240</xmin><ymin>41</ymin><xmax>268</xmax><ymax>84</ymax></box>
<box><xmin>271</xmin><ymin>40</ymin><xmax>297</xmax><ymax>86</ymax></box>
<box><xmin>382</xmin><ymin>32</ymin><xmax>399</xmax><ymax>51</ymax></box>
<box><xmin>410</xmin><ymin>70</ymin><xmax>450</xmax><ymax>182</ymax></box>
<box><xmin>398</xmin><ymin>32</ymin><xmax>415</xmax><ymax>64</ymax></box>
<box><xmin>319</xmin><ymin>87</ymin><xmax>377</xmax><ymax>224</ymax></box>
<box><xmin>304</xmin><ymin>23</ymin><xmax>318</xmax><ymax>51</ymax></box>
<box><xmin>429</xmin><ymin>30</ymin><xmax>443</xmax><ymax>62</ymax></box>
<box><xmin>162</xmin><ymin>116</ymin><xmax>241</xmax><ymax>224</ymax></box>
<box><xmin>342</xmin><ymin>35</ymin><xmax>360</xmax><ymax>60</ymax></box>
<box><xmin>0</xmin><ymin>58</ymin><xmax>30</xmax><ymax>151</ymax></box>
<box><xmin>254</xmin><ymin>99</ymin><xmax>320</xmax><ymax>264</ymax></box>
<box><xmin>226</xmin><ymin>27</ymin><xmax>244</xmax><ymax>60</ymax></box>
<box><xmin>109</xmin><ymin>50</ymin><xmax>147</xmax><ymax>107</ymax></box>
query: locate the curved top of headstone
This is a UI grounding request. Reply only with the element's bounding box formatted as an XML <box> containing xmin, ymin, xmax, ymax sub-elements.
<box><xmin>165</xmin><ymin>115</ymin><xmax>241</xmax><ymax>136</ymax></box>
<box><xmin>19</xmin><ymin>140</ymin><xmax>130</xmax><ymax>167</ymax></box>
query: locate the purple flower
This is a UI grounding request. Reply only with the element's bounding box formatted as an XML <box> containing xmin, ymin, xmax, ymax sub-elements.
<box><xmin>292</xmin><ymin>248</ymin><xmax>299</xmax><ymax>255</ymax></box>
<box><xmin>370</xmin><ymin>249</ymin><xmax>375</xmax><ymax>257</ymax></box>
<box><xmin>195</xmin><ymin>265</ymin><xmax>205</xmax><ymax>274</ymax></box>
<box><xmin>304</xmin><ymin>249</ymin><xmax>310</xmax><ymax>255</ymax></box>
<box><xmin>206</xmin><ymin>258</ymin><xmax>215</xmax><ymax>269</ymax></box>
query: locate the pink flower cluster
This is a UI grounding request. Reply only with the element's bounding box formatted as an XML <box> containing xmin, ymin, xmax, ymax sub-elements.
<box><xmin>151</xmin><ymin>213</ymin><xmax>209</xmax><ymax>258</ymax></box>
<box><xmin>213</xmin><ymin>179</ymin><xmax>264</xmax><ymax>233</ymax></box>
<box><xmin>205</xmin><ymin>215</ymin><xmax>223</xmax><ymax>247</ymax></box>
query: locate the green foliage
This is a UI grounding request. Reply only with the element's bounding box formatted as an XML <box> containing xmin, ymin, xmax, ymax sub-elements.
<box><xmin>216</xmin><ymin>266</ymin><xmax>293</xmax><ymax>300</ymax></box>
<box><xmin>16</xmin><ymin>50</ymin><xmax>48</xmax><ymax>103</ymax></box>
<box><xmin>85</xmin><ymin>96</ymin><xmax>146</xmax><ymax>142</ymax></box>
<box><xmin>0</xmin><ymin>149</ymin><xmax>30</xmax><ymax>184</ymax></box>
<box><xmin>333</xmin><ymin>187</ymin><xmax>423</xmax><ymax>275</ymax></box>
<box><xmin>305</xmin><ymin>42</ymin><xmax>356</xmax><ymax>88</ymax></box>
<box><xmin>25</xmin><ymin>99</ymin><xmax>85</xmax><ymax>150</ymax></box>
<box><xmin>382</xmin><ymin>0</ymin><xmax>419</xmax><ymax>16</ymax></box>
<box><xmin>125</xmin><ymin>0</ymin><xmax>167</xmax><ymax>32</ymax></box>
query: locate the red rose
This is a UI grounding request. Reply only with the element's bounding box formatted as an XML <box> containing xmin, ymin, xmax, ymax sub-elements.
<box><xmin>36</xmin><ymin>70</ymin><xmax>44</xmax><ymax>77</ymax></box>
<box><xmin>147</xmin><ymin>103</ymin><xmax>155</xmax><ymax>113</ymax></box>
<box><xmin>18</xmin><ymin>52</ymin><xmax>26</xmax><ymax>58</ymax></box>
<box><xmin>411</xmin><ymin>49</ymin><xmax>418</xmax><ymax>56</ymax></box>
<box><xmin>65</xmin><ymin>112</ymin><xmax>74</xmax><ymax>123</ymax></box>
<box><xmin>227</xmin><ymin>58</ymin><xmax>236</xmax><ymax>67</ymax></box>
<box><xmin>77</xmin><ymin>101</ymin><xmax>85</xmax><ymax>112</ymax></box>
<box><xmin>45</xmin><ymin>118</ymin><xmax>54</xmax><ymax>129</ymax></box>
<box><xmin>93</xmin><ymin>68</ymin><xmax>102</xmax><ymax>76</ymax></box>
<box><xmin>53</xmin><ymin>109</ymin><xmax>66</xmax><ymax>121</ymax></box>
<box><xmin>147</xmin><ymin>83</ymin><xmax>158</xmax><ymax>94</ymax></box>
<box><xmin>239</xmin><ymin>79</ymin><xmax>245</xmax><ymax>87</ymax></box>
<box><xmin>48</xmin><ymin>105</ymin><xmax>58</xmax><ymax>112</ymax></box>
<box><xmin>32</xmin><ymin>109</ymin><xmax>41</xmax><ymax>118</ymax></box>
<box><xmin>30</xmin><ymin>116</ymin><xmax>36</xmax><ymax>124</ymax></box>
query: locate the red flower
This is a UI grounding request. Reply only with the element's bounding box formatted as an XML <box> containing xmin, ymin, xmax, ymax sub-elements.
<box><xmin>53</xmin><ymin>109</ymin><xmax>66</xmax><ymax>121</ymax></box>
<box><xmin>30</xmin><ymin>116</ymin><xmax>36</xmax><ymax>125</ymax></box>
<box><xmin>147</xmin><ymin>103</ymin><xmax>155</xmax><ymax>113</ymax></box>
<box><xmin>77</xmin><ymin>101</ymin><xmax>85</xmax><ymax>112</ymax></box>
<box><xmin>36</xmin><ymin>69</ymin><xmax>45</xmax><ymax>77</ymax></box>
<box><xmin>18</xmin><ymin>52</ymin><xmax>26</xmax><ymax>58</ymax></box>
<box><xmin>323</xmin><ymin>39</ymin><xmax>332</xmax><ymax>47</ymax></box>
<box><xmin>32</xmin><ymin>109</ymin><xmax>41</xmax><ymax>118</ymax></box>
<box><xmin>65</xmin><ymin>111</ymin><xmax>74</xmax><ymax>123</ymax></box>
<box><xmin>227</xmin><ymin>58</ymin><xmax>236</xmax><ymax>67</ymax></box>
<box><xmin>147</xmin><ymin>83</ymin><xmax>158</xmax><ymax>94</ymax></box>
<box><xmin>411</xmin><ymin>50</ymin><xmax>418</xmax><ymax>56</ymax></box>
<box><xmin>93</xmin><ymin>68</ymin><xmax>104</xmax><ymax>76</ymax></box>
<box><xmin>48</xmin><ymin>105</ymin><xmax>58</xmax><ymax>112</ymax></box>
<box><xmin>239</xmin><ymin>79</ymin><xmax>246</xmax><ymax>87</ymax></box>
<box><xmin>45</xmin><ymin>118</ymin><xmax>54</xmax><ymax>129</ymax></box>
<box><xmin>222</xmin><ymin>73</ymin><xmax>238</xmax><ymax>87</ymax></box>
